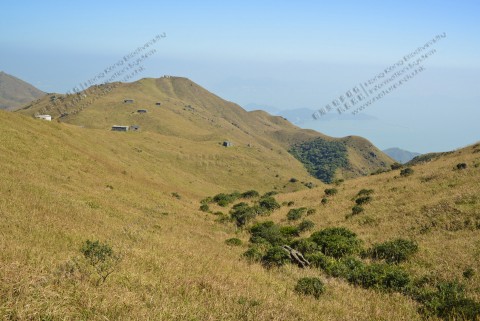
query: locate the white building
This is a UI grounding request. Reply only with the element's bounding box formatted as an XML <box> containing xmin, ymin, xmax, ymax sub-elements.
<box><xmin>35</xmin><ymin>115</ymin><xmax>52</xmax><ymax>121</ymax></box>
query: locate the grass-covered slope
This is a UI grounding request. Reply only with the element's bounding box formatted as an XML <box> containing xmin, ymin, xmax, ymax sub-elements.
<box><xmin>1</xmin><ymin>109</ymin><xmax>479</xmax><ymax>319</ymax></box>
<box><xmin>17</xmin><ymin>76</ymin><xmax>394</xmax><ymax>182</ymax></box>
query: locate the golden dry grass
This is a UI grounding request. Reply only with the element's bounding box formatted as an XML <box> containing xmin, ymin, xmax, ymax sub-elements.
<box><xmin>1</xmin><ymin>109</ymin><xmax>479</xmax><ymax>320</ymax></box>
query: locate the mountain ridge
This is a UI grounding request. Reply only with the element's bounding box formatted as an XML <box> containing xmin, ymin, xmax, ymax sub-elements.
<box><xmin>0</xmin><ymin>71</ymin><xmax>45</xmax><ymax>110</ymax></box>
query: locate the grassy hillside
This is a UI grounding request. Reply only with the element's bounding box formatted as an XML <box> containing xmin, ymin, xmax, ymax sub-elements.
<box><xmin>17</xmin><ymin>76</ymin><xmax>394</xmax><ymax>182</ymax></box>
<box><xmin>1</xmin><ymin>108</ymin><xmax>479</xmax><ymax>320</ymax></box>
<box><xmin>0</xmin><ymin>71</ymin><xmax>45</xmax><ymax>110</ymax></box>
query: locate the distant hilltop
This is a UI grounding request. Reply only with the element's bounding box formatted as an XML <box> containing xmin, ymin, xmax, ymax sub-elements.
<box><xmin>0</xmin><ymin>71</ymin><xmax>45</xmax><ymax>111</ymax></box>
<box><xmin>383</xmin><ymin>147</ymin><xmax>421</xmax><ymax>164</ymax></box>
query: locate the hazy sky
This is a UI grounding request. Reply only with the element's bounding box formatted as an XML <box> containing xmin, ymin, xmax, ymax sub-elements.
<box><xmin>1</xmin><ymin>1</ymin><xmax>479</xmax><ymax>153</ymax></box>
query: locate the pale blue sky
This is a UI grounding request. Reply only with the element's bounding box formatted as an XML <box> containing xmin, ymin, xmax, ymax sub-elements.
<box><xmin>1</xmin><ymin>1</ymin><xmax>479</xmax><ymax>153</ymax></box>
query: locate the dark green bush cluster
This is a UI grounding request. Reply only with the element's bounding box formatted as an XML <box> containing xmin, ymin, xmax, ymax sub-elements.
<box><xmin>225</xmin><ymin>238</ymin><xmax>242</xmax><ymax>246</ymax></box>
<box><xmin>230</xmin><ymin>202</ymin><xmax>260</xmax><ymax>227</ymax></box>
<box><xmin>357</xmin><ymin>189</ymin><xmax>374</xmax><ymax>197</ymax></box>
<box><xmin>391</xmin><ymin>162</ymin><xmax>403</xmax><ymax>170</ymax></box>
<box><xmin>241</xmin><ymin>190</ymin><xmax>260</xmax><ymax>198</ymax></box>
<box><xmin>351</xmin><ymin>205</ymin><xmax>364</xmax><ymax>215</ymax></box>
<box><xmin>324</xmin><ymin>188</ymin><xmax>338</xmax><ymax>196</ymax></box>
<box><xmin>213</xmin><ymin>192</ymin><xmax>241</xmax><ymax>207</ymax></box>
<box><xmin>261</xmin><ymin>246</ymin><xmax>291</xmax><ymax>267</ymax></box>
<box><xmin>321</xmin><ymin>198</ymin><xmax>328</xmax><ymax>205</ymax></box>
<box><xmin>199</xmin><ymin>204</ymin><xmax>210</xmax><ymax>212</ymax></box>
<box><xmin>307</xmin><ymin>208</ymin><xmax>316</xmax><ymax>215</ymax></box>
<box><xmin>287</xmin><ymin>207</ymin><xmax>307</xmax><ymax>221</ymax></box>
<box><xmin>355</xmin><ymin>196</ymin><xmax>372</xmax><ymax>205</ymax></box>
<box><xmin>279</xmin><ymin>226</ymin><xmax>300</xmax><ymax>237</ymax></box>
<box><xmin>289</xmin><ymin>138</ymin><xmax>349</xmax><ymax>183</ymax></box>
<box><xmin>242</xmin><ymin>246</ymin><xmax>265</xmax><ymax>263</ymax></box>
<box><xmin>367</xmin><ymin>239</ymin><xmax>418</xmax><ymax>264</ymax></box>
<box><xmin>414</xmin><ymin>281</ymin><xmax>480</xmax><ymax>320</ymax></box>
<box><xmin>291</xmin><ymin>239</ymin><xmax>319</xmax><ymax>255</ymax></box>
<box><xmin>258</xmin><ymin>196</ymin><xmax>281</xmax><ymax>211</ymax></box>
<box><xmin>309</xmin><ymin>227</ymin><xmax>363</xmax><ymax>258</ymax></box>
<box><xmin>456</xmin><ymin>163</ymin><xmax>467</xmax><ymax>170</ymax></box>
<box><xmin>249</xmin><ymin>221</ymin><xmax>286</xmax><ymax>246</ymax></box>
<box><xmin>400</xmin><ymin>167</ymin><xmax>414</xmax><ymax>177</ymax></box>
<box><xmin>295</xmin><ymin>277</ymin><xmax>325</xmax><ymax>299</ymax></box>
<box><xmin>298</xmin><ymin>220</ymin><xmax>315</xmax><ymax>232</ymax></box>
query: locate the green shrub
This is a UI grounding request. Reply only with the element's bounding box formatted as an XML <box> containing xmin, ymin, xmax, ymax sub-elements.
<box><xmin>199</xmin><ymin>204</ymin><xmax>210</xmax><ymax>212</ymax></box>
<box><xmin>369</xmin><ymin>239</ymin><xmax>418</xmax><ymax>264</ymax></box>
<box><xmin>325</xmin><ymin>256</ymin><xmax>365</xmax><ymax>280</ymax></box>
<box><xmin>262</xmin><ymin>191</ymin><xmax>278</xmax><ymax>198</ymax></box>
<box><xmin>291</xmin><ymin>239</ymin><xmax>319</xmax><ymax>255</ymax></box>
<box><xmin>230</xmin><ymin>203</ymin><xmax>257</xmax><ymax>227</ymax></box>
<box><xmin>213</xmin><ymin>192</ymin><xmax>240</xmax><ymax>206</ymax></box>
<box><xmin>357</xmin><ymin>189</ymin><xmax>374</xmax><ymax>197</ymax></box>
<box><xmin>287</xmin><ymin>201</ymin><xmax>295</xmax><ymax>206</ymax></box>
<box><xmin>306</xmin><ymin>208</ymin><xmax>316</xmax><ymax>215</ymax></box>
<box><xmin>262</xmin><ymin>246</ymin><xmax>291</xmax><ymax>267</ymax></box>
<box><xmin>258</xmin><ymin>196</ymin><xmax>281</xmax><ymax>211</ymax></box>
<box><xmin>295</xmin><ymin>277</ymin><xmax>325</xmax><ymax>299</ymax></box>
<box><xmin>391</xmin><ymin>162</ymin><xmax>403</xmax><ymax>170</ymax></box>
<box><xmin>456</xmin><ymin>163</ymin><xmax>467</xmax><ymax>170</ymax></box>
<box><xmin>400</xmin><ymin>167</ymin><xmax>414</xmax><ymax>177</ymax></box>
<box><xmin>351</xmin><ymin>205</ymin><xmax>364</xmax><ymax>215</ymax></box>
<box><xmin>242</xmin><ymin>247</ymin><xmax>265</xmax><ymax>263</ymax></box>
<box><xmin>80</xmin><ymin>240</ymin><xmax>121</xmax><ymax>285</ymax></box>
<box><xmin>418</xmin><ymin>281</ymin><xmax>480</xmax><ymax>320</ymax></box>
<box><xmin>200</xmin><ymin>196</ymin><xmax>213</xmax><ymax>205</ymax></box>
<box><xmin>310</xmin><ymin>227</ymin><xmax>362</xmax><ymax>258</ymax></box>
<box><xmin>305</xmin><ymin>252</ymin><xmax>334</xmax><ymax>270</ymax></box>
<box><xmin>225</xmin><ymin>238</ymin><xmax>243</xmax><ymax>246</ymax></box>
<box><xmin>324</xmin><ymin>188</ymin><xmax>338</xmax><ymax>196</ymax></box>
<box><xmin>241</xmin><ymin>190</ymin><xmax>260</xmax><ymax>198</ymax></box>
<box><xmin>280</xmin><ymin>226</ymin><xmax>300</xmax><ymax>238</ymax></box>
<box><xmin>321</xmin><ymin>198</ymin><xmax>328</xmax><ymax>205</ymax></box>
<box><xmin>463</xmin><ymin>267</ymin><xmax>475</xmax><ymax>279</ymax></box>
<box><xmin>298</xmin><ymin>220</ymin><xmax>315</xmax><ymax>232</ymax></box>
<box><xmin>350</xmin><ymin>263</ymin><xmax>410</xmax><ymax>291</ymax></box>
<box><xmin>355</xmin><ymin>196</ymin><xmax>372</xmax><ymax>205</ymax></box>
<box><xmin>249</xmin><ymin>221</ymin><xmax>286</xmax><ymax>246</ymax></box>
<box><xmin>287</xmin><ymin>207</ymin><xmax>307</xmax><ymax>221</ymax></box>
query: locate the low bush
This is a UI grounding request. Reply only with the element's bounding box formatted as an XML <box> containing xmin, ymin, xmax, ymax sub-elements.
<box><xmin>324</xmin><ymin>188</ymin><xmax>338</xmax><ymax>196</ymax></box>
<box><xmin>306</xmin><ymin>208</ymin><xmax>316</xmax><ymax>215</ymax></box>
<box><xmin>391</xmin><ymin>162</ymin><xmax>403</xmax><ymax>170</ymax></box>
<box><xmin>280</xmin><ymin>226</ymin><xmax>300</xmax><ymax>238</ymax></box>
<box><xmin>230</xmin><ymin>202</ymin><xmax>257</xmax><ymax>227</ymax></box>
<box><xmin>400</xmin><ymin>167</ymin><xmax>414</xmax><ymax>177</ymax></box>
<box><xmin>357</xmin><ymin>189</ymin><xmax>374</xmax><ymax>197</ymax></box>
<box><xmin>417</xmin><ymin>281</ymin><xmax>480</xmax><ymax>320</ymax></box>
<box><xmin>262</xmin><ymin>246</ymin><xmax>291</xmax><ymax>267</ymax></box>
<box><xmin>291</xmin><ymin>239</ymin><xmax>319</xmax><ymax>255</ymax></box>
<box><xmin>310</xmin><ymin>227</ymin><xmax>363</xmax><ymax>258</ymax></box>
<box><xmin>287</xmin><ymin>207</ymin><xmax>307</xmax><ymax>221</ymax></box>
<box><xmin>213</xmin><ymin>192</ymin><xmax>240</xmax><ymax>206</ymax></box>
<box><xmin>242</xmin><ymin>247</ymin><xmax>265</xmax><ymax>263</ymax></box>
<box><xmin>225</xmin><ymin>238</ymin><xmax>242</xmax><ymax>246</ymax></box>
<box><xmin>249</xmin><ymin>221</ymin><xmax>286</xmax><ymax>246</ymax></box>
<box><xmin>321</xmin><ymin>198</ymin><xmax>328</xmax><ymax>205</ymax></box>
<box><xmin>298</xmin><ymin>220</ymin><xmax>315</xmax><ymax>232</ymax></box>
<box><xmin>295</xmin><ymin>277</ymin><xmax>325</xmax><ymax>299</ymax></box>
<box><xmin>199</xmin><ymin>204</ymin><xmax>210</xmax><ymax>212</ymax></box>
<box><xmin>305</xmin><ymin>252</ymin><xmax>334</xmax><ymax>270</ymax></box>
<box><xmin>80</xmin><ymin>240</ymin><xmax>121</xmax><ymax>285</ymax></box>
<box><xmin>258</xmin><ymin>196</ymin><xmax>281</xmax><ymax>212</ymax></box>
<box><xmin>463</xmin><ymin>267</ymin><xmax>475</xmax><ymax>279</ymax></box>
<box><xmin>368</xmin><ymin>239</ymin><xmax>418</xmax><ymax>264</ymax></box>
<box><xmin>355</xmin><ymin>196</ymin><xmax>372</xmax><ymax>205</ymax></box>
<box><xmin>351</xmin><ymin>205</ymin><xmax>364</xmax><ymax>215</ymax></box>
<box><xmin>456</xmin><ymin>163</ymin><xmax>467</xmax><ymax>170</ymax></box>
<box><xmin>241</xmin><ymin>190</ymin><xmax>260</xmax><ymax>198</ymax></box>
<box><xmin>289</xmin><ymin>177</ymin><xmax>298</xmax><ymax>183</ymax></box>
